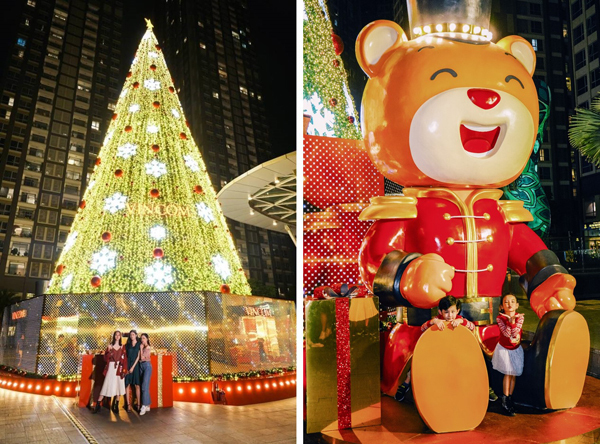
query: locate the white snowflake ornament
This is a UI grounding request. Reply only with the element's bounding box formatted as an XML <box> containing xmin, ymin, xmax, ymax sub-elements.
<box><xmin>104</xmin><ymin>192</ymin><xmax>128</xmax><ymax>214</ymax></box>
<box><xmin>196</xmin><ymin>203</ymin><xmax>215</xmax><ymax>222</ymax></box>
<box><xmin>144</xmin><ymin>79</ymin><xmax>161</xmax><ymax>91</ymax></box>
<box><xmin>149</xmin><ymin>225</ymin><xmax>167</xmax><ymax>241</ymax></box>
<box><xmin>147</xmin><ymin>124</ymin><xmax>159</xmax><ymax>134</ymax></box>
<box><xmin>129</xmin><ymin>104</ymin><xmax>140</xmax><ymax>113</ymax></box>
<box><xmin>171</xmin><ymin>109</ymin><xmax>180</xmax><ymax>118</ymax></box>
<box><xmin>145</xmin><ymin>262</ymin><xmax>174</xmax><ymax>290</ymax></box>
<box><xmin>148</xmin><ymin>51</ymin><xmax>158</xmax><ymax>58</ymax></box>
<box><xmin>145</xmin><ymin>159</ymin><xmax>167</xmax><ymax>178</ymax></box>
<box><xmin>90</xmin><ymin>247</ymin><xmax>118</xmax><ymax>275</ymax></box>
<box><xmin>184</xmin><ymin>155</ymin><xmax>200</xmax><ymax>172</ymax></box>
<box><xmin>117</xmin><ymin>143</ymin><xmax>137</xmax><ymax>159</ymax></box>
<box><xmin>61</xmin><ymin>274</ymin><xmax>74</xmax><ymax>290</ymax></box>
<box><xmin>212</xmin><ymin>254</ymin><xmax>231</xmax><ymax>280</ymax></box>
<box><xmin>63</xmin><ymin>231</ymin><xmax>78</xmax><ymax>254</ymax></box>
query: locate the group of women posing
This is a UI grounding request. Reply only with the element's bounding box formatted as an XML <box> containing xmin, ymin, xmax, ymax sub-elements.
<box><xmin>92</xmin><ymin>330</ymin><xmax>153</xmax><ymax>415</ymax></box>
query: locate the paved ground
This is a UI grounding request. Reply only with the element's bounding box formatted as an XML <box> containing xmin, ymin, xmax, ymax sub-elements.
<box><xmin>0</xmin><ymin>389</ymin><xmax>296</xmax><ymax>444</ymax></box>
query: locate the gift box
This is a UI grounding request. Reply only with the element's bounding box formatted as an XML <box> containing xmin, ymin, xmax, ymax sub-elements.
<box><xmin>305</xmin><ymin>295</ymin><xmax>380</xmax><ymax>433</ymax></box>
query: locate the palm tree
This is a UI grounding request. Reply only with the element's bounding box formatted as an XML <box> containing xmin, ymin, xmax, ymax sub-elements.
<box><xmin>569</xmin><ymin>96</ymin><xmax>600</xmax><ymax>166</ymax></box>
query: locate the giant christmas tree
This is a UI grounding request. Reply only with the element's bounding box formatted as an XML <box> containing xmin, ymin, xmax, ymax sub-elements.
<box><xmin>303</xmin><ymin>0</ymin><xmax>361</xmax><ymax>139</ymax></box>
<box><xmin>46</xmin><ymin>20</ymin><xmax>251</xmax><ymax>295</ymax></box>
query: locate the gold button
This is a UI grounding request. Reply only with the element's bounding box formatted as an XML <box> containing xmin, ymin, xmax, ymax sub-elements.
<box><xmin>443</xmin><ymin>213</ymin><xmax>451</xmax><ymax>220</ymax></box>
<box><xmin>487</xmin><ymin>235</ymin><xmax>493</xmax><ymax>243</ymax></box>
<box><xmin>486</xmin><ymin>264</ymin><xmax>494</xmax><ymax>272</ymax></box>
<box><xmin>483</xmin><ymin>213</ymin><xmax>490</xmax><ymax>220</ymax></box>
<box><xmin>446</xmin><ymin>237</ymin><xmax>454</xmax><ymax>245</ymax></box>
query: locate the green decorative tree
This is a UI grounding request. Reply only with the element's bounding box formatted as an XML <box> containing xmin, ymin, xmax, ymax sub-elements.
<box><xmin>303</xmin><ymin>0</ymin><xmax>361</xmax><ymax>139</ymax></box>
<box><xmin>569</xmin><ymin>95</ymin><xmax>600</xmax><ymax>167</ymax></box>
<box><xmin>46</xmin><ymin>21</ymin><xmax>251</xmax><ymax>295</ymax></box>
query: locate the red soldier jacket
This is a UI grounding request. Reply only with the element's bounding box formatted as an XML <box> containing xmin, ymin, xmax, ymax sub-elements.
<box><xmin>421</xmin><ymin>314</ymin><xmax>475</xmax><ymax>332</ymax></box>
<box><xmin>103</xmin><ymin>346</ymin><xmax>128</xmax><ymax>379</ymax></box>
<box><xmin>496</xmin><ymin>313</ymin><xmax>524</xmax><ymax>350</ymax></box>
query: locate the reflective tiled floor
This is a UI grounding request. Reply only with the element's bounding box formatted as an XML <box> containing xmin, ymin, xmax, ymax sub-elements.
<box><xmin>0</xmin><ymin>389</ymin><xmax>296</xmax><ymax>444</ymax></box>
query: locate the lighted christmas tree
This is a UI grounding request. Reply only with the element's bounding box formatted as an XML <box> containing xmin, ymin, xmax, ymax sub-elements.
<box><xmin>303</xmin><ymin>0</ymin><xmax>361</xmax><ymax>139</ymax></box>
<box><xmin>46</xmin><ymin>20</ymin><xmax>251</xmax><ymax>295</ymax></box>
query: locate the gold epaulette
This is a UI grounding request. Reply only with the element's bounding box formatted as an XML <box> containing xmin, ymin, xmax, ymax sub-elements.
<box><xmin>358</xmin><ymin>196</ymin><xmax>418</xmax><ymax>221</ymax></box>
<box><xmin>498</xmin><ymin>200</ymin><xmax>534</xmax><ymax>223</ymax></box>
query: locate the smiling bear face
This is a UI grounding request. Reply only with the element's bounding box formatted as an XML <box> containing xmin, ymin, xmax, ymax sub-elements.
<box><xmin>356</xmin><ymin>21</ymin><xmax>539</xmax><ymax>188</ymax></box>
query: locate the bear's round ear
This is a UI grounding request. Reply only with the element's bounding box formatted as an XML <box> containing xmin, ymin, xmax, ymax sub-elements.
<box><xmin>496</xmin><ymin>36</ymin><xmax>536</xmax><ymax>76</ymax></box>
<box><xmin>356</xmin><ymin>20</ymin><xmax>407</xmax><ymax>78</ymax></box>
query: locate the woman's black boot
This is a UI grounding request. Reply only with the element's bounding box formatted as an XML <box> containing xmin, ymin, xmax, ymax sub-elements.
<box><xmin>92</xmin><ymin>401</ymin><xmax>101</xmax><ymax>414</ymax></box>
<box><xmin>501</xmin><ymin>395</ymin><xmax>516</xmax><ymax>416</ymax></box>
<box><xmin>111</xmin><ymin>397</ymin><xmax>119</xmax><ymax>413</ymax></box>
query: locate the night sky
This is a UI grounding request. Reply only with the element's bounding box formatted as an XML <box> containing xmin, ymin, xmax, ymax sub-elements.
<box><xmin>122</xmin><ymin>0</ymin><xmax>296</xmax><ymax>158</ymax></box>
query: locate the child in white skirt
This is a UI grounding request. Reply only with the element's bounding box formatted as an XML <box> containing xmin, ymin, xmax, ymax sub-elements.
<box><xmin>492</xmin><ymin>294</ymin><xmax>524</xmax><ymax>416</ymax></box>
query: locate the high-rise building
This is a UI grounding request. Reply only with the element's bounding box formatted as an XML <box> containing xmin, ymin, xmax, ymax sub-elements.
<box><xmin>0</xmin><ymin>0</ymin><xmax>123</xmax><ymax>296</ymax></box>
<box><xmin>567</xmin><ymin>0</ymin><xmax>600</xmax><ymax>249</ymax></box>
<box><xmin>153</xmin><ymin>0</ymin><xmax>295</xmax><ymax>298</ymax></box>
<box><xmin>491</xmin><ymin>0</ymin><xmax>579</xmax><ymax>248</ymax></box>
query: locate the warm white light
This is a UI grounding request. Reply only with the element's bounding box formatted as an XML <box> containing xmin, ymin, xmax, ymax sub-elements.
<box><xmin>227</xmin><ymin>387</ymin><xmax>231</xmax><ymax>392</ymax></box>
<box><xmin>196</xmin><ymin>203</ymin><xmax>215</xmax><ymax>223</ymax></box>
<box><xmin>435</xmin><ymin>24</ymin><xmax>443</xmax><ymax>32</ymax></box>
<box><xmin>183</xmin><ymin>155</ymin><xmax>200</xmax><ymax>172</ymax></box>
<box><xmin>117</xmin><ymin>142</ymin><xmax>137</xmax><ymax>159</ymax></box>
<box><xmin>474</xmin><ymin>26</ymin><xmax>481</xmax><ymax>34</ymax></box>
<box><xmin>179</xmin><ymin>388</ymin><xmax>183</xmax><ymax>394</ymax></box>
<box><xmin>129</xmin><ymin>104</ymin><xmax>140</xmax><ymax>113</ymax></box>
<box><xmin>191</xmin><ymin>388</ymin><xmax>196</xmax><ymax>393</ymax></box>
<box><xmin>90</xmin><ymin>247</ymin><xmax>118</xmax><ymax>275</ymax></box>
<box><xmin>171</xmin><ymin>108</ymin><xmax>180</xmax><ymax>118</ymax></box>
<box><xmin>149</xmin><ymin>225</ymin><xmax>167</xmax><ymax>241</ymax></box>
<box><xmin>462</xmin><ymin>24</ymin><xmax>470</xmax><ymax>32</ymax></box>
<box><xmin>413</xmin><ymin>27</ymin><xmax>422</xmax><ymax>35</ymax></box>
<box><xmin>212</xmin><ymin>254</ymin><xmax>231</xmax><ymax>280</ymax></box>
<box><xmin>146</xmin><ymin>124</ymin><xmax>160</xmax><ymax>134</ymax></box>
<box><xmin>449</xmin><ymin>23</ymin><xmax>456</xmax><ymax>31</ymax></box>
<box><xmin>423</xmin><ymin>25</ymin><xmax>431</xmax><ymax>33</ymax></box>
<box><xmin>104</xmin><ymin>192</ymin><xmax>128</xmax><ymax>214</ymax></box>
<box><xmin>237</xmin><ymin>386</ymin><xmax>241</xmax><ymax>391</ymax></box>
<box><xmin>486</xmin><ymin>32</ymin><xmax>493</xmax><ymax>41</ymax></box>
<box><xmin>203</xmin><ymin>388</ymin><xmax>208</xmax><ymax>393</ymax></box>
<box><xmin>148</xmin><ymin>51</ymin><xmax>158</xmax><ymax>58</ymax></box>
<box><xmin>145</xmin><ymin>159</ymin><xmax>167</xmax><ymax>178</ymax></box>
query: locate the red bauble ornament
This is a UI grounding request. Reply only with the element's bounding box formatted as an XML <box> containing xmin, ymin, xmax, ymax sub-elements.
<box><xmin>91</xmin><ymin>276</ymin><xmax>101</xmax><ymax>288</ymax></box>
<box><xmin>169</xmin><ymin>86</ymin><xmax>175</xmax><ymax>93</ymax></box>
<box><xmin>348</xmin><ymin>116</ymin><xmax>355</xmax><ymax>124</ymax></box>
<box><xmin>186</xmin><ymin>120</ymin><xmax>190</xmax><ymax>128</ymax></box>
<box><xmin>150</xmin><ymin>188</ymin><xmax>160</xmax><ymax>198</ymax></box>
<box><xmin>155</xmin><ymin>44</ymin><xmax>161</xmax><ymax>51</ymax></box>
<box><xmin>150</xmin><ymin>64</ymin><xmax>157</xmax><ymax>71</ymax></box>
<box><xmin>153</xmin><ymin>248</ymin><xmax>164</xmax><ymax>258</ymax></box>
<box><xmin>56</xmin><ymin>265</ymin><xmax>65</xmax><ymax>275</ymax></box>
<box><xmin>180</xmin><ymin>132</ymin><xmax>187</xmax><ymax>140</ymax></box>
<box><xmin>220</xmin><ymin>284</ymin><xmax>231</xmax><ymax>294</ymax></box>
<box><xmin>126</xmin><ymin>71</ymin><xmax>132</xmax><ymax>78</ymax></box>
<box><xmin>133</xmin><ymin>82</ymin><xmax>140</xmax><ymax>89</ymax></box>
<box><xmin>153</xmin><ymin>101</ymin><xmax>160</xmax><ymax>108</ymax></box>
<box><xmin>101</xmin><ymin>231</ymin><xmax>111</xmax><ymax>242</ymax></box>
<box><xmin>332</xmin><ymin>33</ymin><xmax>344</xmax><ymax>55</ymax></box>
<box><xmin>329</xmin><ymin>98</ymin><xmax>338</xmax><ymax>107</ymax></box>
<box><xmin>125</xmin><ymin>125</ymin><xmax>132</xmax><ymax>132</ymax></box>
<box><xmin>193</xmin><ymin>185</ymin><xmax>204</xmax><ymax>194</ymax></box>
<box><xmin>183</xmin><ymin>257</ymin><xmax>188</xmax><ymax>262</ymax></box>
<box><xmin>115</xmin><ymin>169</ymin><xmax>123</xmax><ymax>177</ymax></box>
<box><xmin>79</xmin><ymin>200</ymin><xmax>86</xmax><ymax>209</ymax></box>
<box><xmin>152</xmin><ymin>144</ymin><xmax>160</xmax><ymax>152</ymax></box>
<box><xmin>95</xmin><ymin>158</ymin><xmax>101</xmax><ymax>166</ymax></box>
<box><xmin>333</xmin><ymin>59</ymin><xmax>340</xmax><ymax>67</ymax></box>
<box><xmin>112</xmin><ymin>113</ymin><xmax>118</xmax><ymax>120</ymax></box>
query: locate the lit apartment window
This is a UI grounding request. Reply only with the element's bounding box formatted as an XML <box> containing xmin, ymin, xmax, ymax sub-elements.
<box><xmin>586</xmin><ymin>202</ymin><xmax>597</xmax><ymax>218</ymax></box>
<box><xmin>24</xmin><ymin>19</ymin><xmax>30</xmax><ymax>26</ymax></box>
<box><xmin>17</xmin><ymin>50</ymin><xmax>24</xmax><ymax>58</ymax></box>
<box><xmin>531</xmin><ymin>39</ymin><xmax>538</xmax><ymax>52</ymax></box>
<box><xmin>8</xmin><ymin>98</ymin><xmax>14</xmax><ymax>107</ymax></box>
<box><xmin>213</xmin><ymin>92</ymin><xmax>219</xmax><ymax>99</ymax></box>
<box><xmin>17</xmin><ymin>38</ymin><xmax>26</xmax><ymax>47</ymax></box>
<box><xmin>240</xmin><ymin>87</ymin><xmax>248</xmax><ymax>95</ymax></box>
<box><xmin>27</xmin><ymin>0</ymin><xmax>35</xmax><ymax>6</ymax></box>
<box><xmin>91</xmin><ymin>120</ymin><xmax>100</xmax><ymax>130</ymax></box>
<box><xmin>199</xmin><ymin>43</ymin><xmax>206</xmax><ymax>49</ymax></box>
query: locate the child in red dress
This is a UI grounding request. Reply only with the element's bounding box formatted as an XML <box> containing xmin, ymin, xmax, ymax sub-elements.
<box><xmin>492</xmin><ymin>294</ymin><xmax>524</xmax><ymax>416</ymax></box>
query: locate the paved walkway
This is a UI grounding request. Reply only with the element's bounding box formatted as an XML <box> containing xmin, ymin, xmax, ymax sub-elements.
<box><xmin>0</xmin><ymin>389</ymin><xmax>296</xmax><ymax>444</ymax></box>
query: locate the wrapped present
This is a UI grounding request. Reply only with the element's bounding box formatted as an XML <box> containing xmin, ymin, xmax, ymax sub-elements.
<box><xmin>305</xmin><ymin>295</ymin><xmax>380</xmax><ymax>433</ymax></box>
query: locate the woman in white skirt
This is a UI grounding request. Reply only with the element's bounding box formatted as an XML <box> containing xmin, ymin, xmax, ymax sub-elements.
<box><xmin>492</xmin><ymin>294</ymin><xmax>524</xmax><ymax>417</ymax></box>
<box><xmin>92</xmin><ymin>331</ymin><xmax>128</xmax><ymax>414</ymax></box>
